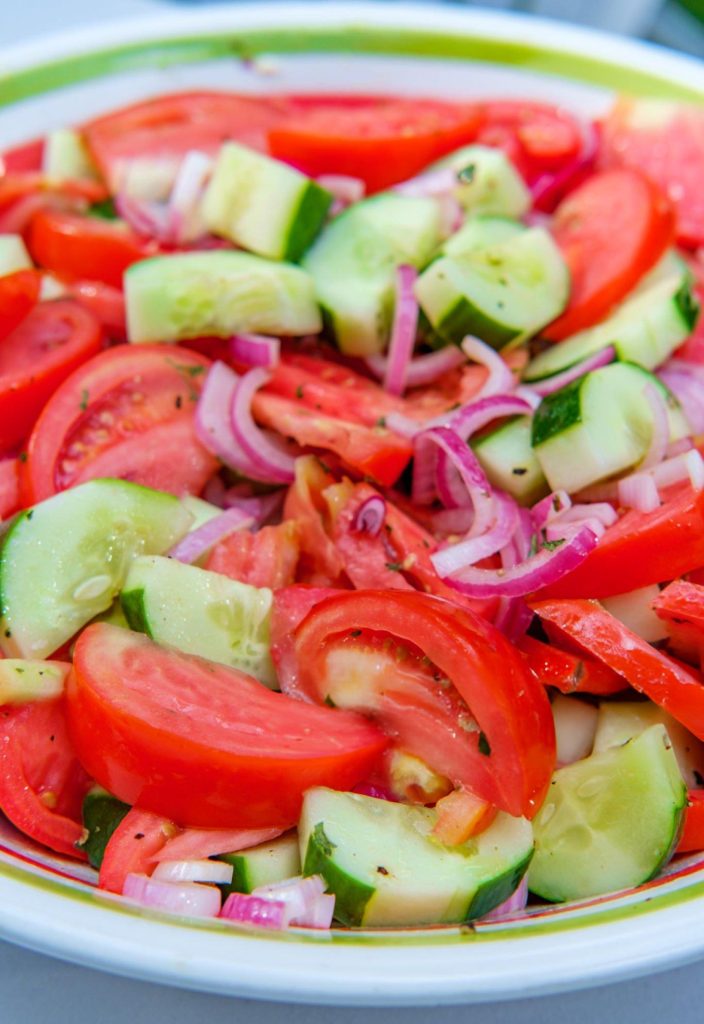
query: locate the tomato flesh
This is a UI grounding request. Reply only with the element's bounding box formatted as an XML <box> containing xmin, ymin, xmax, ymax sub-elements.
<box><xmin>519</xmin><ymin>634</ymin><xmax>626</xmax><ymax>696</ymax></box>
<box><xmin>206</xmin><ymin>521</ymin><xmax>300</xmax><ymax>589</ymax></box>
<box><xmin>0</xmin><ymin>269</ymin><xmax>41</xmax><ymax>343</ymax></box>
<box><xmin>0</xmin><ymin>458</ymin><xmax>20</xmax><ymax>519</ymax></box>
<box><xmin>99</xmin><ymin>808</ymin><xmax>172</xmax><ymax>893</ymax></box>
<box><xmin>678</xmin><ymin>791</ymin><xmax>704</xmax><ymax>853</ymax></box>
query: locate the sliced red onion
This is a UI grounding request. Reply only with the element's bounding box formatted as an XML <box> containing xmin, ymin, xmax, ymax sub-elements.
<box><xmin>482</xmin><ymin>877</ymin><xmax>529</xmax><ymax>921</ymax></box>
<box><xmin>252</xmin><ymin>875</ymin><xmax>330</xmax><ymax>929</ymax></box>
<box><xmin>195</xmin><ymin>362</ymin><xmax>270</xmax><ymax>482</ymax></box>
<box><xmin>514</xmin><ymin>386</ymin><xmax>542</xmax><ymax>410</ymax></box>
<box><xmin>667</xmin><ymin>437</ymin><xmax>695</xmax><ymax>458</ymax></box>
<box><xmin>230</xmin><ymin>333</ymin><xmax>281</xmax><ymax>369</ymax></box>
<box><xmin>366</xmin><ymin>346</ymin><xmax>465</xmax><ymax>390</ymax></box>
<box><xmin>122</xmin><ymin>873</ymin><xmax>221</xmax><ymax>918</ymax></box>
<box><xmin>449</xmin><ymin>394</ymin><xmax>533</xmax><ymax>443</ymax></box>
<box><xmin>440</xmin><ymin>523</ymin><xmax>599</xmax><ymax>598</ymax></box>
<box><xmin>414</xmin><ymin>428</ymin><xmax>495</xmax><ymax>539</ymax></box>
<box><xmin>305</xmin><ymin>893</ymin><xmax>336</xmax><ymax>930</ymax></box>
<box><xmin>493</xmin><ymin>513</ymin><xmax>534</xmax><ymax>640</ymax></box>
<box><xmin>383</xmin><ymin>265</ymin><xmax>419</xmax><ymax>397</ymax></box>
<box><xmin>531</xmin><ymin>121</ymin><xmax>598</xmax><ymax>213</ymax></box>
<box><xmin>618</xmin><ymin>473</ymin><xmax>661</xmax><ymax>513</ymax></box>
<box><xmin>430</xmin><ymin>506</ymin><xmax>476</xmax><ymax>537</ymax></box>
<box><xmin>461</xmin><ymin>336</ymin><xmax>514</xmax><ymax>400</ymax></box>
<box><xmin>230</xmin><ymin>367</ymin><xmax>298</xmax><ymax>484</ymax></box>
<box><xmin>167</xmin><ymin>506</ymin><xmax>254</xmax><ymax>564</ymax></box>
<box><xmin>578</xmin><ymin>449</ymin><xmax>704</xmax><ymax>503</ymax></box>
<box><xmin>528</xmin><ymin>346</ymin><xmax>615</xmax><ymax>397</ymax></box>
<box><xmin>385</xmin><ymin>411</ymin><xmax>423</xmax><ymax>439</ymax></box>
<box><xmin>352</xmin><ymin>494</ymin><xmax>386</xmax><ymax>537</ymax></box>
<box><xmin>431</xmin><ymin>493</ymin><xmax>520</xmax><ymax>575</ymax></box>
<box><xmin>168</xmin><ymin>150</ymin><xmax>212</xmax><ymax>244</ymax></box>
<box><xmin>221</xmin><ymin>892</ymin><xmax>288</xmax><ymax>930</ymax></box>
<box><xmin>640</xmin><ymin>383</ymin><xmax>671</xmax><ymax>470</ymax></box>
<box><xmin>531</xmin><ymin>491</ymin><xmax>571</xmax><ymax>530</ymax></box>
<box><xmin>152</xmin><ymin>860</ymin><xmax>234</xmax><ymax>885</ymax></box>
<box><xmin>115</xmin><ymin>192</ymin><xmax>170</xmax><ymax>241</ymax></box>
<box><xmin>555</xmin><ymin>501</ymin><xmax>617</xmax><ymax>529</ymax></box>
<box><xmin>658</xmin><ymin>361</ymin><xmax>704</xmax><ymax>434</ymax></box>
<box><xmin>316</xmin><ymin>174</ymin><xmax>365</xmax><ymax>206</ymax></box>
<box><xmin>393</xmin><ymin>166</ymin><xmax>458</xmax><ymax>198</ymax></box>
<box><xmin>223</xmin><ymin>489</ymin><xmax>285</xmax><ymax>525</ymax></box>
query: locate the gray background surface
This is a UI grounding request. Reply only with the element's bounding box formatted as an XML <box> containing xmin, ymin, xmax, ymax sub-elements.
<box><xmin>1</xmin><ymin>1</ymin><xmax>703</xmax><ymax>1020</ymax></box>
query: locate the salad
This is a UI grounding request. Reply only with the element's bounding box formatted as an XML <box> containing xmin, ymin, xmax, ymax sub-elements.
<box><xmin>0</xmin><ymin>88</ymin><xmax>704</xmax><ymax>933</ymax></box>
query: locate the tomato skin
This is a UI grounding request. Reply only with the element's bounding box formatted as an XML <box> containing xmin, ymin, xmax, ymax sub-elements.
<box><xmin>535</xmin><ymin>486</ymin><xmax>704</xmax><ymax>600</ymax></box>
<box><xmin>544</xmin><ymin>169</ymin><xmax>674</xmax><ymax>341</ymax></box>
<box><xmin>206</xmin><ymin>521</ymin><xmax>300</xmax><ymax>589</ymax></box>
<box><xmin>21</xmin><ymin>343</ymin><xmax>216</xmax><ymax>504</ymax></box>
<box><xmin>27</xmin><ymin>210</ymin><xmax>151</xmax><ymax>289</ymax></box>
<box><xmin>530</xmin><ymin>598</ymin><xmax>704</xmax><ymax>741</ymax></box>
<box><xmin>475</xmin><ymin>101</ymin><xmax>583</xmax><ymax>181</ymax></box>
<box><xmin>1</xmin><ymin>139</ymin><xmax>43</xmax><ymax>173</ymax></box>
<box><xmin>294</xmin><ymin>590</ymin><xmax>555</xmax><ymax>818</ymax></box>
<box><xmin>0</xmin><ymin>299</ymin><xmax>103</xmax><ymax>455</ymax></box>
<box><xmin>66</xmin><ymin>279</ymin><xmax>127</xmax><ymax>339</ymax></box>
<box><xmin>653</xmin><ymin>581</ymin><xmax>704</xmax><ymax>666</ymax></box>
<box><xmin>0</xmin><ymin>458</ymin><xmax>20</xmax><ymax>519</ymax></box>
<box><xmin>0</xmin><ymin>174</ymin><xmax>107</xmax><ymax>234</ymax></box>
<box><xmin>678</xmin><ymin>791</ymin><xmax>704</xmax><ymax>853</ymax></box>
<box><xmin>67</xmin><ymin>623</ymin><xmax>388</xmax><ymax>829</ymax></box>
<box><xmin>270</xmin><ymin>585</ymin><xmax>343</xmax><ymax>695</ymax></box>
<box><xmin>0</xmin><ymin>269</ymin><xmax>41</xmax><ymax>342</ymax></box>
<box><xmin>519</xmin><ymin>634</ymin><xmax>626</xmax><ymax>696</ymax></box>
<box><xmin>99</xmin><ymin>808</ymin><xmax>173</xmax><ymax>893</ymax></box>
<box><xmin>0</xmin><ymin>697</ymin><xmax>92</xmax><ymax>858</ymax></box>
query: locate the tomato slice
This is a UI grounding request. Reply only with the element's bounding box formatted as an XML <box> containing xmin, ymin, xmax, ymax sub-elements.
<box><xmin>518</xmin><ymin>634</ymin><xmax>626</xmax><ymax>696</ymax></box>
<box><xmin>27</xmin><ymin>210</ymin><xmax>152</xmax><ymax>290</ymax></box>
<box><xmin>530</xmin><ymin>598</ymin><xmax>704</xmax><ymax>741</ymax></box>
<box><xmin>152</xmin><ymin>826</ymin><xmax>282</xmax><ymax>864</ymax></box>
<box><xmin>543</xmin><ymin>169</ymin><xmax>674</xmax><ymax>341</ymax></box>
<box><xmin>268</xmin><ymin>96</ymin><xmax>482</xmax><ymax>193</ymax></box>
<box><xmin>66</xmin><ymin>280</ymin><xmax>127</xmax><ymax>339</ymax></box>
<box><xmin>0</xmin><ymin>269</ymin><xmax>41</xmax><ymax>342</ymax></box>
<box><xmin>206</xmin><ymin>521</ymin><xmax>300</xmax><ymax>589</ymax></box>
<box><xmin>0</xmin><ymin>696</ymin><xmax>92</xmax><ymax>858</ymax></box>
<box><xmin>475</xmin><ymin>101</ymin><xmax>583</xmax><ymax>182</ymax></box>
<box><xmin>21</xmin><ymin>343</ymin><xmax>217</xmax><ymax>504</ymax></box>
<box><xmin>294</xmin><ymin>590</ymin><xmax>555</xmax><ymax>818</ymax></box>
<box><xmin>678</xmin><ymin>791</ymin><xmax>704</xmax><ymax>853</ymax></box>
<box><xmin>83</xmin><ymin>92</ymin><xmax>292</xmax><ymax>193</ymax></box>
<box><xmin>0</xmin><ymin>173</ymin><xmax>107</xmax><ymax>234</ymax></box>
<box><xmin>653</xmin><ymin>581</ymin><xmax>704</xmax><ymax>667</ymax></box>
<box><xmin>283</xmin><ymin>456</ymin><xmax>347</xmax><ymax>585</ymax></box>
<box><xmin>535</xmin><ymin>485</ymin><xmax>704</xmax><ymax>600</ymax></box>
<box><xmin>0</xmin><ymin>299</ymin><xmax>103</xmax><ymax>455</ymax></box>
<box><xmin>0</xmin><ymin>458</ymin><xmax>20</xmax><ymax>519</ymax></box>
<box><xmin>99</xmin><ymin>807</ymin><xmax>173</xmax><ymax>893</ymax></box>
<box><xmin>67</xmin><ymin>622</ymin><xmax>388</xmax><ymax>829</ymax></box>
<box><xmin>1</xmin><ymin>138</ymin><xmax>43</xmax><ymax>173</ymax></box>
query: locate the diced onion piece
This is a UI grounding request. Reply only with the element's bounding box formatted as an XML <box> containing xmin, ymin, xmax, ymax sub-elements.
<box><xmin>230</xmin><ymin>333</ymin><xmax>281</xmax><ymax>369</ymax></box>
<box><xmin>640</xmin><ymin>382</ymin><xmax>670</xmax><ymax>471</ymax></box>
<box><xmin>482</xmin><ymin>877</ymin><xmax>529</xmax><ymax>921</ymax></box>
<box><xmin>617</xmin><ymin>473</ymin><xmax>661</xmax><ymax>513</ymax></box>
<box><xmin>658</xmin><ymin>360</ymin><xmax>704</xmax><ymax>435</ymax></box>
<box><xmin>221</xmin><ymin>892</ymin><xmax>288</xmax><ymax>930</ymax></box>
<box><xmin>122</xmin><ymin>873</ymin><xmax>221</xmax><ymax>918</ymax></box>
<box><xmin>252</xmin><ymin>875</ymin><xmax>333</xmax><ymax>930</ymax></box>
<box><xmin>393</xmin><ymin>166</ymin><xmax>458</xmax><ymax>198</ymax></box>
<box><xmin>168</xmin><ymin>150</ymin><xmax>212</xmax><ymax>244</ymax></box>
<box><xmin>152</xmin><ymin>859</ymin><xmax>234</xmax><ymax>885</ymax></box>
<box><xmin>316</xmin><ymin>174</ymin><xmax>365</xmax><ymax>206</ymax></box>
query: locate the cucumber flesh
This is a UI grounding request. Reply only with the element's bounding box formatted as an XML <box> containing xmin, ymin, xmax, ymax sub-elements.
<box><xmin>415</xmin><ymin>226</ymin><xmax>569</xmax><ymax>349</ymax></box>
<box><xmin>125</xmin><ymin>251</ymin><xmax>322</xmax><ymax>344</ymax></box>
<box><xmin>472</xmin><ymin>414</ymin><xmax>549</xmax><ymax>505</ymax></box>
<box><xmin>78</xmin><ymin>787</ymin><xmax>130</xmax><ymax>869</ymax></box>
<box><xmin>442</xmin><ymin>215</ymin><xmax>525</xmax><ymax>258</ymax></box>
<box><xmin>43</xmin><ymin>127</ymin><xmax>98</xmax><ymax>183</ymax></box>
<box><xmin>0</xmin><ymin>234</ymin><xmax>32</xmax><ymax>276</ymax></box>
<box><xmin>299</xmin><ymin>787</ymin><xmax>533</xmax><ymax>927</ymax></box>
<box><xmin>552</xmin><ymin>695</ymin><xmax>598</xmax><ymax>767</ymax></box>
<box><xmin>429</xmin><ymin>145</ymin><xmax>530</xmax><ymax>218</ymax></box>
<box><xmin>528</xmin><ymin>724</ymin><xmax>686</xmax><ymax>902</ymax></box>
<box><xmin>218</xmin><ymin>833</ymin><xmax>301</xmax><ymax>896</ymax></box>
<box><xmin>121</xmin><ymin>554</ymin><xmax>276</xmax><ymax>687</ymax></box>
<box><xmin>0</xmin><ymin>479</ymin><xmax>192</xmax><ymax>659</ymax></box>
<box><xmin>0</xmin><ymin>660</ymin><xmax>69</xmax><ymax>704</ymax></box>
<box><xmin>202</xmin><ymin>142</ymin><xmax>332</xmax><ymax>262</ymax></box>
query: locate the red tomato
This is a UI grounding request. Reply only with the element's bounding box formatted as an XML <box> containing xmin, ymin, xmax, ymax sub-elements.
<box><xmin>252</xmin><ymin>391</ymin><xmax>412</xmax><ymax>488</ymax></box>
<box><xmin>27</xmin><ymin>210</ymin><xmax>151</xmax><ymax>289</ymax></box>
<box><xmin>1</xmin><ymin>139</ymin><xmax>43</xmax><ymax>173</ymax></box>
<box><xmin>283</xmin><ymin>456</ymin><xmax>347</xmax><ymax>585</ymax></box>
<box><xmin>0</xmin><ymin>269</ymin><xmax>41</xmax><ymax>342</ymax></box>
<box><xmin>519</xmin><ymin>634</ymin><xmax>626</xmax><ymax>696</ymax></box>
<box><xmin>535</xmin><ymin>486</ymin><xmax>704</xmax><ymax>600</ymax></box>
<box><xmin>294</xmin><ymin>590</ymin><xmax>555</xmax><ymax>818</ymax></box>
<box><xmin>268</xmin><ymin>97</ymin><xmax>482</xmax><ymax>193</ymax></box>
<box><xmin>66</xmin><ymin>280</ymin><xmax>127</xmax><ymax>339</ymax></box>
<box><xmin>0</xmin><ymin>173</ymin><xmax>106</xmax><ymax>234</ymax></box>
<box><xmin>675</xmin><ymin>251</ymin><xmax>704</xmax><ymax>363</ymax></box>
<box><xmin>0</xmin><ymin>458</ymin><xmax>20</xmax><ymax>519</ymax></box>
<box><xmin>601</xmin><ymin>98</ymin><xmax>704</xmax><ymax>249</ymax></box>
<box><xmin>270</xmin><ymin>584</ymin><xmax>342</xmax><ymax>695</ymax></box>
<box><xmin>67</xmin><ymin>623</ymin><xmax>388</xmax><ymax>829</ymax></box>
<box><xmin>530</xmin><ymin>598</ymin><xmax>704</xmax><ymax>741</ymax></box>
<box><xmin>678</xmin><ymin>791</ymin><xmax>704</xmax><ymax>853</ymax></box>
<box><xmin>0</xmin><ymin>299</ymin><xmax>103</xmax><ymax>455</ymax></box>
<box><xmin>0</xmin><ymin>697</ymin><xmax>92</xmax><ymax>858</ymax></box>
<box><xmin>475</xmin><ymin>100</ymin><xmax>583</xmax><ymax>181</ymax></box>
<box><xmin>544</xmin><ymin>169</ymin><xmax>674</xmax><ymax>341</ymax></box>
<box><xmin>206</xmin><ymin>521</ymin><xmax>300</xmax><ymax>589</ymax></box>
<box><xmin>99</xmin><ymin>808</ymin><xmax>173</xmax><ymax>893</ymax></box>
<box><xmin>83</xmin><ymin>92</ymin><xmax>292</xmax><ymax>192</ymax></box>
<box><xmin>653</xmin><ymin>581</ymin><xmax>704</xmax><ymax>667</ymax></box>
<box><xmin>21</xmin><ymin>343</ymin><xmax>217</xmax><ymax>504</ymax></box>
<box><xmin>152</xmin><ymin>826</ymin><xmax>282</xmax><ymax>864</ymax></box>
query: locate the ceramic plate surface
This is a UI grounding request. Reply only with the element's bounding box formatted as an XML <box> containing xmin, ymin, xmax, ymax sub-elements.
<box><xmin>1</xmin><ymin>2</ymin><xmax>704</xmax><ymax>1005</ymax></box>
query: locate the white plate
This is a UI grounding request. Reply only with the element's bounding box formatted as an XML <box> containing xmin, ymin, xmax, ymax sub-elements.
<box><xmin>1</xmin><ymin>2</ymin><xmax>703</xmax><ymax>1006</ymax></box>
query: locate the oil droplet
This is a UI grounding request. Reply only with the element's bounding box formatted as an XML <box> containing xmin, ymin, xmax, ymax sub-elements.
<box><xmin>72</xmin><ymin>574</ymin><xmax>113</xmax><ymax>602</ymax></box>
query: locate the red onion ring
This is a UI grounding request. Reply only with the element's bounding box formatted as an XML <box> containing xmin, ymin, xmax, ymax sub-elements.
<box><xmin>431</xmin><ymin>492</ymin><xmax>520</xmax><ymax>574</ymax></box>
<box><xmin>230</xmin><ymin>368</ymin><xmax>298</xmax><ymax>485</ymax></box>
<box><xmin>618</xmin><ymin>473</ymin><xmax>661</xmax><ymax>513</ymax></box>
<box><xmin>414</xmin><ymin>427</ymin><xmax>496</xmax><ymax>539</ymax></box>
<box><xmin>168</xmin><ymin>507</ymin><xmax>254</xmax><ymax>564</ymax></box>
<box><xmin>383</xmin><ymin>265</ymin><xmax>420</xmax><ymax>397</ymax></box>
<box><xmin>195</xmin><ymin>361</ymin><xmax>267</xmax><ymax>481</ymax></box>
<box><xmin>230</xmin><ymin>333</ymin><xmax>281</xmax><ymax>369</ymax></box>
<box><xmin>528</xmin><ymin>346</ymin><xmax>616</xmax><ymax>398</ymax></box>
<box><xmin>393</xmin><ymin>166</ymin><xmax>458</xmax><ymax>198</ymax></box>
<box><xmin>461</xmin><ymin>336</ymin><xmax>514</xmax><ymax>399</ymax></box>
<box><xmin>352</xmin><ymin>494</ymin><xmax>387</xmax><ymax>536</ymax></box>
<box><xmin>530</xmin><ymin>121</ymin><xmax>598</xmax><ymax>213</ymax></box>
<box><xmin>365</xmin><ymin>346</ymin><xmax>465</xmax><ymax>390</ymax></box>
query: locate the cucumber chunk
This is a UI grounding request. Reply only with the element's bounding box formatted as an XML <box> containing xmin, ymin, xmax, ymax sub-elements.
<box><xmin>429</xmin><ymin>145</ymin><xmax>530</xmax><ymax>218</ymax></box>
<box><xmin>0</xmin><ymin>660</ymin><xmax>69</xmax><ymax>705</ymax></box>
<box><xmin>43</xmin><ymin>127</ymin><xmax>98</xmax><ymax>183</ymax></box>
<box><xmin>552</xmin><ymin>695</ymin><xmax>598</xmax><ymax>767</ymax></box>
<box><xmin>218</xmin><ymin>833</ymin><xmax>301</xmax><ymax>896</ymax></box>
<box><xmin>528</xmin><ymin>724</ymin><xmax>686</xmax><ymax>902</ymax></box>
<box><xmin>0</xmin><ymin>479</ymin><xmax>192</xmax><ymax>659</ymax></box>
<box><xmin>415</xmin><ymin>226</ymin><xmax>569</xmax><ymax>349</ymax></box>
<box><xmin>531</xmin><ymin>362</ymin><xmax>689</xmax><ymax>493</ymax></box>
<box><xmin>125</xmin><ymin>251</ymin><xmax>321</xmax><ymax>344</ymax></box>
<box><xmin>442</xmin><ymin>215</ymin><xmax>525</xmax><ymax>259</ymax></box>
<box><xmin>0</xmin><ymin>234</ymin><xmax>32</xmax><ymax>277</ymax></box>
<box><xmin>473</xmin><ymin>415</ymin><xmax>549</xmax><ymax>505</ymax></box>
<box><xmin>121</xmin><ymin>554</ymin><xmax>276</xmax><ymax>687</ymax></box>
<box><xmin>302</xmin><ymin>194</ymin><xmax>442</xmax><ymax>355</ymax></box>
<box><xmin>299</xmin><ymin>788</ymin><xmax>533</xmax><ymax>927</ymax></box>
<box><xmin>202</xmin><ymin>142</ymin><xmax>332</xmax><ymax>262</ymax></box>
<box><xmin>525</xmin><ymin>252</ymin><xmax>699</xmax><ymax>382</ymax></box>
<box><xmin>78</xmin><ymin>787</ymin><xmax>130</xmax><ymax>869</ymax></box>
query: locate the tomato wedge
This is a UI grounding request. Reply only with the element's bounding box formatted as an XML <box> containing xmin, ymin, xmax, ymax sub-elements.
<box><xmin>519</xmin><ymin>634</ymin><xmax>626</xmax><ymax>696</ymax></box>
<box><xmin>0</xmin><ymin>697</ymin><xmax>92</xmax><ymax>858</ymax></box>
<box><xmin>21</xmin><ymin>343</ymin><xmax>217</xmax><ymax>504</ymax></box>
<box><xmin>1</xmin><ymin>138</ymin><xmax>43</xmax><ymax>174</ymax></box>
<box><xmin>0</xmin><ymin>458</ymin><xmax>20</xmax><ymax>519</ymax></box>
<box><xmin>0</xmin><ymin>173</ymin><xmax>106</xmax><ymax>234</ymax></box>
<box><xmin>0</xmin><ymin>269</ymin><xmax>41</xmax><ymax>342</ymax></box>
<box><xmin>66</xmin><ymin>279</ymin><xmax>127</xmax><ymax>339</ymax></box>
<box><xmin>475</xmin><ymin>100</ymin><xmax>583</xmax><ymax>181</ymax></box>
<box><xmin>544</xmin><ymin>169</ymin><xmax>674</xmax><ymax>341</ymax></box>
<box><xmin>268</xmin><ymin>96</ymin><xmax>482</xmax><ymax>193</ymax></box>
<box><xmin>27</xmin><ymin>210</ymin><xmax>152</xmax><ymax>289</ymax></box>
<box><xmin>206</xmin><ymin>521</ymin><xmax>300</xmax><ymax>589</ymax></box>
<box><xmin>653</xmin><ymin>581</ymin><xmax>704</xmax><ymax>667</ymax></box>
<box><xmin>99</xmin><ymin>808</ymin><xmax>173</xmax><ymax>893</ymax></box>
<box><xmin>152</xmin><ymin>826</ymin><xmax>282</xmax><ymax>864</ymax></box>
<box><xmin>535</xmin><ymin>485</ymin><xmax>704</xmax><ymax>600</ymax></box>
<box><xmin>294</xmin><ymin>590</ymin><xmax>555</xmax><ymax>818</ymax></box>
<box><xmin>67</xmin><ymin>623</ymin><xmax>387</xmax><ymax>829</ymax></box>
<box><xmin>530</xmin><ymin>598</ymin><xmax>704</xmax><ymax>741</ymax></box>
<box><xmin>0</xmin><ymin>299</ymin><xmax>103</xmax><ymax>455</ymax></box>
<box><xmin>678</xmin><ymin>791</ymin><xmax>704</xmax><ymax>853</ymax></box>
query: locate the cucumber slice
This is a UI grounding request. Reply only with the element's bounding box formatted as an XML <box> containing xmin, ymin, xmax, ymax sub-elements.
<box><xmin>0</xmin><ymin>234</ymin><xmax>32</xmax><ymax>277</ymax></box>
<box><xmin>92</xmin><ymin>600</ymin><xmax>131</xmax><ymax>631</ymax></box>
<box><xmin>0</xmin><ymin>659</ymin><xmax>69</xmax><ymax>705</ymax></box>
<box><xmin>593</xmin><ymin>701</ymin><xmax>704</xmax><ymax>790</ymax></box>
<box><xmin>531</xmin><ymin>362</ymin><xmax>689</xmax><ymax>493</ymax></box>
<box><xmin>121</xmin><ymin>554</ymin><xmax>275</xmax><ymax>686</ymax></box>
<box><xmin>415</xmin><ymin>226</ymin><xmax>569</xmax><ymax>349</ymax></box>
<box><xmin>202</xmin><ymin>142</ymin><xmax>332</xmax><ymax>262</ymax></box>
<box><xmin>429</xmin><ymin>145</ymin><xmax>530</xmax><ymax>218</ymax></box>
<box><xmin>78</xmin><ymin>787</ymin><xmax>130</xmax><ymax>869</ymax></box>
<box><xmin>524</xmin><ymin>252</ymin><xmax>699</xmax><ymax>382</ymax></box>
<box><xmin>180</xmin><ymin>495</ymin><xmax>222</xmax><ymax>530</ymax></box>
<box><xmin>43</xmin><ymin>127</ymin><xmax>98</xmax><ymax>183</ymax></box>
<box><xmin>218</xmin><ymin>833</ymin><xmax>301</xmax><ymax>896</ymax></box>
<box><xmin>528</xmin><ymin>724</ymin><xmax>686</xmax><ymax>902</ymax></box>
<box><xmin>472</xmin><ymin>415</ymin><xmax>549</xmax><ymax>505</ymax></box>
<box><xmin>125</xmin><ymin>251</ymin><xmax>321</xmax><ymax>344</ymax></box>
<box><xmin>442</xmin><ymin>215</ymin><xmax>525</xmax><ymax>258</ymax></box>
<box><xmin>551</xmin><ymin>695</ymin><xmax>598</xmax><ymax>767</ymax></box>
<box><xmin>300</xmin><ymin>788</ymin><xmax>533</xmax><ymax>927</ymax></box>
<box><xmin>0</xmin><ymin>479</ymin><xmax>192</xmax><ymax>660</ymax></box>
<box><xmin>302</xmin><ymin>194</ymin><xmax>442</xmax><ymax>355</ymax></box>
